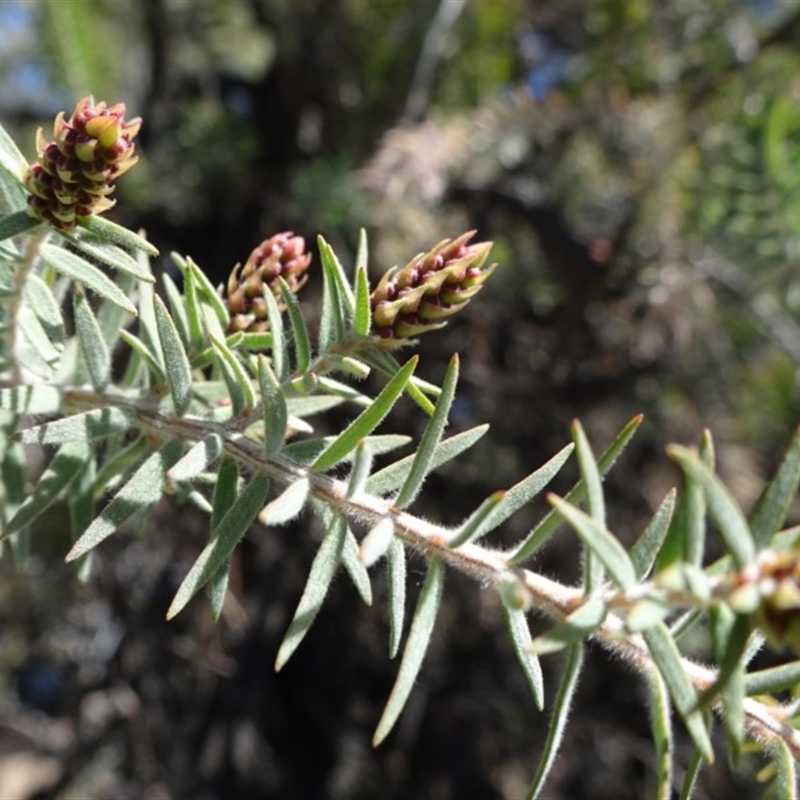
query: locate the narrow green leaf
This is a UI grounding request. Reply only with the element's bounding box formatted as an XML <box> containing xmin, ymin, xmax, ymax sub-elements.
<box><xmin>67</xmin><ymin>439</ymin><xmax>183</xmax><ymax>561</ymax></box>
<box><xmin>167</xmin><ymin>474</ymin><xmax>269</xmax><ymax>619</ymax></box>
<box><xmin>258</xmin><ymin>355</ymin><xmax>288</xmax><ymax>456</ymax></box>
<box><xmin>208</xmin><ymin>561</ymin><xmax>231</xmax><ymax>622</ymax></box>
<box><xmin>259</xmin><ymin>478</ymin><xmax>310</xmax><ymax>526</ymax></box>
<box><xmin>503</xmin><ymin>605</ymin><xmax>544</xmax><ymax>710</ymax></box>
<box><xmin>347</xmin><ymin>440</ymin><xmax>373</xmax><ymax>495</ymax></box>
<box><xmin>625</xmin><ymin>595</ymin><xmax>671</xmax><ymax>633</ymax></box>
<box><xmin>355</xmin><ymin>227</ymin><xmax>368</xmax><ymax>271</ymax></box>
<box><xmin>447</xmin><ymin>491</ymin><xmax>506</xmax><ymax>548</ymax></box>
<box><xmin>319</xmin><ymin>235</ymin><xmax>355</xmax><ymax>315</ymax></box>
<box><xmin>68</xmin><ymin>235</ymin><xmax>155</xmax><ymax>282</ymax></box>
<box><xmin>647</xmin><ymin>669</ymin><xmax>673</xmax><ymax>800</ymax></box>
<box><xmin>180</xmin><ymin>261</ymin><xmax>206</xmax><ymax>352</ymax></box>
<box><xmin>162</xmin><ymin>271</ymin><xmax>191</xmax><ymax>349</ymax></box>
<box><xmin>643</xmin><ymin>623</ymin><xmax>714</xmax><ymax>762</ymax></box>
<box><xmin>574</xmin><ymin>420</ymin><xmax>605</xmax><ymax>590</ymax></box>
<box><xmin>360</xmin><ymin>517</ymin><xmax>394</xmax><ymax>567</ymax></box>
<box><xmin>678</xmin><ymin>744</ymin><xmax>707</xmax><ymax>800</ymax></box>
<box><xmin>182</xmin><ymin>255</ymin><xmax>230</xmax><ymax>329</ymax></box>
<box><xmin>342</xmin><ymin>525</ymin><xmax>372</xmax><ymax>605</ymax></box>
<box><xmin>19</xmin><ymin>407</ymin><xmax>133</xmax><ymax>445</ymax></box>
<box><xmin>275</xmin><ymin>513</ymin><xmax>348</xmax><ymax>670</ymax></box>
<box><xmin>0</xmin><ymin>211</ymin><xmax>41</xmax><ymax>242</ymax></box>
<box><xmin>77</xmin><ymin>215</ymin><xmax>158</xmax><ymax>255</ymax></box>
<box><xmin>0</xmin><ymin>121</ymin><xmax>30</xmax><ymax>184</ymax></box>
<box><xmin>317</xmin><ymin>236</ymin><xmax>348</xmax><ymax>351</ymax></box>
<box><xmin>631</xmin><ymin>489</ymin><xmax>677</xmax><ymax>579</ymax></box>
<box><xmin>136</xmin><ymin>268</ymin><xmax>164</xmax><ymax>368</ymax></box>
<box><xmin>286</xmin><ymin>394</ymin><xmax>345</xmax><ymax>418</ymax></box>
<box><xmin>394</xmin><ymin>354</ymin><xmax>459</xmax><ymax>510</ymax></box>
<box><xmin>511</xmin><ymin>414</ymin><xmax>644</xmax><ymax>564</ymax></box>
<box><xmin>528</xmin><ymin>598</ymin><xmax>606</xmax><ymax>655</ymax></box>
<box><xmin>669</xmin><ymin>445</ymin><xmax>756</xmax><ymax>569</ymax></box>
<box><xmin>118</xmin><ymin>329</ymin><xmax>166</xmax><ymax>382</ymax></box>
<box><xmin>155</xmin><ymin>295</ymin><xmax>193</xmax><ymax>416</ymax></box>
<box><xmin>769</xmin><ymin>739</ymin><xmax>798</xmax><ymax>800</ymax></box>
<box><xmin>4</xmin><ymin>442</ymin><xmax>88</xmax><ymax>537</ymax></box>
<box><xmin>547</xmin><ymin>496</ymin><xmax>636</xmax><ymax>590</ymax></box>
<box><xmin>212</xmin><ymin>456</ymin><xmax>240</xmax><ymax>530</ymax></box>
<box><xmin>261</xmin><ymin>285</ymin><xmax>287</xmax><ymax>380</ymax></box>
<box><xmin>388</xmin><ymin>538</ymin><xmax>406</xmax><ymax>658</ymax></box>
<box><xmin>367</xmin><ymin>425</ymin><xmax>489</xmax><ymax>497</ymax></box>
<box><xmin>24</xmin><ymin>273</ymin><xmax>65</xmax><ymax>350</ymax></box>
<box><xmin>750</xmin><ymin>426</ymin><xmax>800</xmax><ymax>548</ymax></box>
<box><xmin>68</xmin><ymin>453</ymin><xmax>96</xmax><ymax>581</ymax></box>
<box><xmin>373</xmin><ymin>557</ymin><xmax>445</xmax><ymax>745</ymax></box>
<box><xmin>353</xmin><ymin>263</ymin><xmax>371</xmax><ymax>336</ymax></box>
<box><xmin>745</xmin><ymin>660</ymin><xmax>800</xmax><ymax>696</ymax></box>
<box><xmin>0</xmin><ymin>385</ymin><xmax>61</xmax><ymax>415</ymax></box>
<box><xmin>527</xmin><ymin>644</ymin><xmax>584</xmax><ymax>799</ymax></box>
<box><xmin>18</xmin><ymin>303</ymin><xmax>61</xmax><ymax>368</ymax></box>
<box><xmin>73</xmin><ymin>288</ymin><xmax>111</xmax><ymax>391</ymax></box>
<box><xmin>39</xmin><ymin>243</ymin><xmax>137</xmax><ymax>314</ymax></box>
<box><xmin>279</xmin><ymin>277</ymin><xmax>311</xmax><ymax>373</ymax></box>
<box><xmin>211</xmin><ymin>334</ymin><xmax>256</xmax><ymax>415</ymax></box>
<box><xmin>167</xmin><ymin>434</ymin><xmax>224</xmax><ymax>486</ymax></box>
<box><xmin>311</xmin><ymin>356</ymin><xmax>417</xmax><ymax>472</ymax></box>
<box><xmin>363</xmin><ymin>348</ymin><xmax>437</xmax><ymax>415</ymax></box>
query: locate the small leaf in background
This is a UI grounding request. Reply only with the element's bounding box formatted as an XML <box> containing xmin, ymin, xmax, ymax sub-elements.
<box><xmin>39</xmin><ymin>243</ymin><xmax>137</xmax><ymax>315</ymax></box>
<box><xmin>573</xmin><ymin>420</ymin><xmax>606</xmax><ymax>591</ymax></box>
<box><xmin>155</xmin><ymin>294</ymin><xmax>193</xmax><ymax>416</ymax></box>
<box><xmin>261</xmin><ymin>284</ymin><xmax>287</xmax><ymax>380</ymax></box>
<box><xmin>275</xmin><ymin>513</ymin><xmax>348</xmax><ymax>671</ymax></box>
<box><xmin>73</xmin><ymin>288</ymin><xmax>111</xmax><ymax>391</ymax></box>
<box><xmin>527</xmin><ymin>644</ymin><xmax>585</xmax><ymax>799</ymax></box>
<box><xmin>18</xmin><ymin>407</ymin><xmax>133</xmax><ymax>444</ymax></box>
<box><xmin>353</xmin><ymin>263</ymin><xmax>371</xmax><ymax>336</ymax></box>
<box><xmin>167</xmin><ymin>473</ymin><xmax>269</xmax><ymax>619</ymax></box>
<box><xmin>67</xmin><ymin>439</ymin><xmax>183</xmax><ymax>561</ymax></box>
<box><xmin>24</xmin><ymin>273</ymin><xmax>66</xmax><ymax>350</ymax></box>
<box><xmin>511</xmin><ymin>414</ymin><xmax>644</xmax><ymax>564</ymax></box>
<box><xmin>394</xmin><ymin>353</ymin><xmax>459</xmax><ymax>510</ymax></box>
<box><xmin>182</xmin><ymin>255</ymin><xmax>230</xmax><ymax>330</ymax></box>
<box><xmin>311</xmin><ymin>356</ymin><xmax>417</xmax><ymax>472</ymax></box>
<box><xmin>317</xmin><ymin>235</ymin><xmax>350</xmax><ymax>351</ymax></box>
<box><xmin>503</xmin><ymin>604</ymin><xmax>544</xmax><ymax>710</ymax></box>
<box><xmin>259</xmin><ymin>478</ymin><xmax>309</xmax><ymax>526</ymax></box>
<box><xmin>258</xmin><ymin>355</ymin><xmax>288</xmax><ymax>456</ymax></box>
<box><xmin>373</xmin><ymin>557</ymin><xmax>445</xmax><ymax>745</ymax></box>
<box><xmin>749</xmin><ymin>425</ymin><xmax>800</xmax><ymax>549</ymax></box>
<box><xmin>447</xmin><ymin>490</ymin><xmax>505</xmax><ymax>548</ymax></box>
<box><xmin>161</xmin><ymin>272</ymin><xmax>191</xmax><ymax>349</ymax></box>
<box><xmin>341</xmin><ymin>523</ymin><xmax>372</xmax><ymax>606</ymax></box>
<box><xmin>211</xmin><ymin>334</ymin><xmax>256</xmax><ymax>415</ymax></box>
<box><xmin>647</xmin><ymin>670</ymin><xmax>674</xmax><ymax>800</ymax></box>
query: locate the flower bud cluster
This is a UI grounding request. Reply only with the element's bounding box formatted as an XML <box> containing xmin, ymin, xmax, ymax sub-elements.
<box><xmin>726</xmin><ymin>548</ymin><xmax>800</xmax><ymax>653</ymax></box>
<box><xmin>24</xmin><ymin>96</ymin><xmax>141</xmax><ymax>231</ymax></box>
<box><xmin>226</xmin><ymin>232</ymin><xmax>312</xmax><ymax>333</ymax></box>
<box><xmin>370</xmin><ymin>231</ymin><xmax>496</xmax><ymax>341</ymax></box>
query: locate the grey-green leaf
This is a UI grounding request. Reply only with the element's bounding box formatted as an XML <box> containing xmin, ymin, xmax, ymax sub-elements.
<box><xmin>0</xmin><ymin>385</ymin><xmax>61</xmax><ymax>414</ymax></box>
<box><xmin>275</xmin><ymin>513</ymin><xmax>348</xmax><ymax>670</ymax></box>
<box><xmin>259</xmin><ymin>478</ymin><xmax>309</xmax><ymax>526</ymax></box>
<box><xmin>167</xmin><ymin>434</ymin><xmax>224</xmax><ymax>486</ymax></box>
<box><xmin>647</xmin><ymin>669</ymin><xmax>673</xmax><ymax>800</ymax></box>
<box><xmin>387</xmin><ymin>538</ymin><xmax>406</xmax><ymax>659</ymax></box>
<box><xmin>630</xmin><ymin>489</ymin><xmax>677</xmax><ymax>579</ymax></box>
<box><xmin>167</xmin><ymin>474</ymin><xmax>270</xmax><ymax>619</ymax></box>
<box><xmin>19</xmin><ymin>407</ymin><xmax>133</xmax><ymax>445</ymax></box>
<box><xmin>279</xmin><ymin>277</ymin><xmax>311</xmax><ymax>373</ymax></box>
<box><xmin>39</xmin><ymin>243</ymin><xmax>137</xmax><ymax>314</ymax></box>
<box><xmin>311</xmin><ymin>356</ymin><xmax>418</xmax><ymax>472</ymax></box>
<box><xmin>68</xmin><ymin>235</ymin><xmax>155</xmax><ymax>282</ymax></box>
<box><xmin>503</xmin><ymin>605</ymin><xmax>544</xmax><ymax>710</ymax></box>
<box><xmin>73</xmin><ymin>289</ymin><xmax>111</xmax><ymax>391</ymax></box>
<box><xmin>67</xmin><ymin>439</ymin><xmax>183</xmax><ymax>561</ymax></box>
<box><xmin>155</xmin><ymin>294</ymin><xmax>193</xmax><ymax>416</ymax></box>
<box><xmin>0</xmin><ymin>211</ymin><xmax>41</xmax><ymax>242</ymax></box>
<box><xmin>373</xmin><ymin>557</ymin><xmax>445</xmax><ymax>745</ymax></box>
<box><xmin>77</xmin><ymin>215</ymin><xmax>158</xmax><ymax>256</ymax></box>
<box><xmin>528</xmin><ymin>597</ymin><xmax>607</xmax><ymax>655</ymax></box>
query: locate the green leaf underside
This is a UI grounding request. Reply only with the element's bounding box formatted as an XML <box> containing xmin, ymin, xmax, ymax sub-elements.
<box><xmin>211</xmin><ymin>334</ymin><xmax>255</xmax><ymax>415</ymax></box>
<box><xmin>529</xmin><ymin>597</ymin><xmax>606</xmax><ymax>655</ymax></box>
<box><xmin>503</xmin><ymin>605</ymin><xmax>544</xmax><ymax>710</ymax></box>
<box><xmin>630</xmin><ymin>489</ymin><xmax>677</xmax><ymax>579</ymax></box>
<box><xmin>275</xmin><ymin>513</ymin><xmax>348</xmax><ymax>671</ymax></box>
<box><xmin>78</xmin><ymin>215</ymin><xmax>158</xmax><ymax>255</ymax></box>
<box><xmin>67</xmin><ymin>439</ymin><xmax>183</xmax><ymax>561</ymax></box>
<box><xmin>374</xmin><ymin>557</ymin><xmax>445</xmax><ymax>745</ymax></box>
<box><xmin>24</xmin><ymin>273</ymin><xmax>66</xmax><ymax>348</ymax></box>
<box><xmin>4</xmin><ymin>442</ymin><xmax>89</xmax><ymax>537</ymax></box>
<box><xmin>167</xmin><ymin>434</ymin><xmax>224</xmax><ymax>485</ymax></box>
<box><xmin>511</xmin><ymin>414</ymin><xmax>643</xmax><ymax>564</ymax></box>
<box><xmin>167</xmin><ymin>473</ymin><xmax>269</xmax><ymax>619</ymax></box>
<box><xmin>342</xmin><ymin>524</ymin><xmax>372</xmax><ymax>606</ymax></box>
<box><xmin>259</xmin><ymin>478</ymin><xmax>309</xmax><ymax>525</ymax></box>
<box><xmin>647</xmin><ymin>670</ymin><xmax>674</xmax><ymax>800</ymax></box>
<box><xmin>19</xmin><ymin>407</ymin><xmax>133</xmax><ymax>444</ymax></box>
<box><xmin>643</xmin><ymin>623</ymin><xmax>714</xmax><ymax>762</ymax></box>
<box><xmin>394</xmin><ymin>354</ymin><xmax>459</xmax><ymax>510</ymax></box>
<box><xmin>527</xmin><ymin>644</ymin><xmax>585</xmax><ymax>799</ymax></box>
<box><xmin>353</xmin><ymin>264</ymin><xmax>371</xmax><ymax>336</ymax></box>
<box><xmin>0</xmin><ymin>210</ymin><xmax>41</xmax><ymax>242</ymax></box>
<box><xmin>745</xmin><ymin>660</ymin><xmax>800</xmax><ymax>695</ymax></box>
<box><xmin>360</xmin><ymin>517</ymin><xmax>395</xmax><ymax>567</ymax></box>
<box><xmin>311</xmin><ymin>356</ymin><xmax>418</xmax><ymax>472</ymax></box>
<box><xmin>73</xmin><ymin>289</ymin><xmax>110</xmax><ymax>391</ymax></box>
<box><xmin>262</xmin><ymin>284</ymin><xmax>286</xmax><ymax>380</ymax></box>
<box><xmin>68</xmin><ymin>235</ymin><xmax>155</xmax><ymax>282</ymax></box>
<box><xmin>39</xmin><ymin>243</ymin><xmax>137</xmax><ymax>314</ymax></box>
<box><xmin>258</xmin><ymin>355</ymin><xmax>288</xmax><ymax>457</ymax></box>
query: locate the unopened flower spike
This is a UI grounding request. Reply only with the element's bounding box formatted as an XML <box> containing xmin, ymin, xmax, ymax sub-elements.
<box><xmin>24</xmin><ymin>96</ymin><xmax>141</xmax><ymax>231</ymax></box>
<box><xmin>225</xmin><ymin>232</ymin><xmax>312</xmax><ymax>334</ymax></box>
<box><xmin>369</xmin><ymin>231</ymin><xmax>497</xmax><ymax>344</ymax></box>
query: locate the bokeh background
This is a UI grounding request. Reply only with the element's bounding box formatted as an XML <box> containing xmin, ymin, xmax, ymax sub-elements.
<box><xmin>2</xmin><ymin>0</ymin><xmax>800</xmax><ymax>797</ymax></box>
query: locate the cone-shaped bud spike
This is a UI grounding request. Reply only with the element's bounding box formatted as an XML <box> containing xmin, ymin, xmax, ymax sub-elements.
<box><xmin>24</xmin><ymin>96</ymin><xmax>141</xmax><ymax>231</ymax></box>
<box><xmin>369</xmin><ymin>232</ymin><xmax>497</xmax><ymax>343</ymax></box>
<box><xmin>225</xmin><ymin>232</ymin><xmax>312</xmax><ymax>334</ymax></box>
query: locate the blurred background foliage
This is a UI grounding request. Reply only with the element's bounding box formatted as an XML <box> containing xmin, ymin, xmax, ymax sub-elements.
<box><xmin>3</xmin><ymin>0</ymin><xmax>800</xmax><ymax>797</ymax></box>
